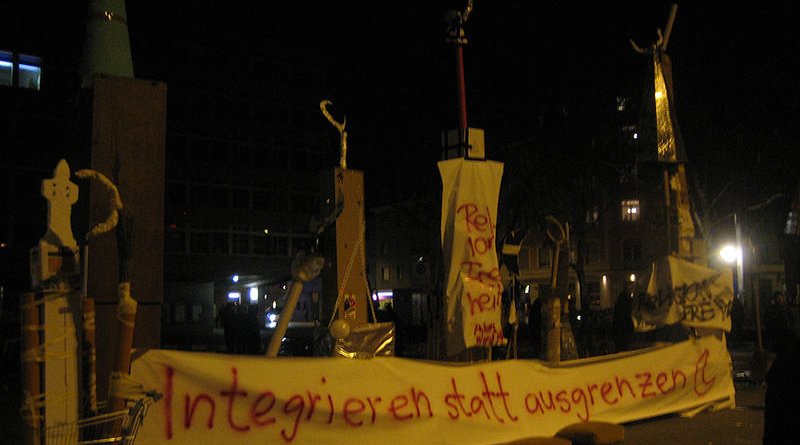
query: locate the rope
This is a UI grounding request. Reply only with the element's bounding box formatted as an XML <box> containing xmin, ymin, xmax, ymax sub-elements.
<box><xmin>21</xmin><ymin>391</ymin><xmax>80</xmax><ymax>419</ymax></box>
<box><xmin>74</xmin><ymin>168</ymin><xmax>123</xmax><ymax>240</ymax></box>
<box><xmin>21</xmin><ymin>291</ymin><xmax>81</xmax><ymax>365</ymax></box>
<box><xmin>20</xmin><ymin>298</ymin><xmax>44</xmax><ymax>311</ymax></box>
<box><xmin>108</xmin><ymin>372</ymin><xmax>148</xmax><ymax>400</ymax></box>
<box><xmin>361</xmin><ymin>240</ymin><xmax>378</xmax><ymax>323</ymax></box>
<box><xmin>21</xmin><ymin>289</ymin><xmax>81</xmax><ymax>309</ymax></box>
<box><xmin>117</xmin><ymin>282</ymin><xmax>138</xmax><ymax>327</ymax></box>
<box><xmin>22</xmin><ymin>346</ymin><xmax>44</xmax><ymax>363</ymax></box>
<box><xmin>23</xmin><ymin>337</ymin><xmax>79</xmax><ymax>362</ymax></box>
<box><xmin>327</xmin><ymin>217</ymin><xmax>365</xmax><ymax>327</ymax></box>
<box><xmin>84</xmin><ymin>308</ymin><xmax>96</xmax><ymax>331</ymax></box>
<box><xmin>20</xmin><ymin>392</ymin><xmax>46</xmax><ymax>421</ymax></box>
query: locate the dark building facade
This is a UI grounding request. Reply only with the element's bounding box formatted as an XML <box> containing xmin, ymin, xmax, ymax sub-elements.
<box><xmin>1</xmin><ymin>4</ymin><xmax>86</xmax><ymax>295</ymax></box>
<box><xmin>1</xmin><ymin>2</ymin><xmax>335</xmax><ymax>348</ymax></box>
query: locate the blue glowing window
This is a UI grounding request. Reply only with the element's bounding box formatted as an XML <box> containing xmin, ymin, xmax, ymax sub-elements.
<box><xmin>0</xmin><ymin>51</ymin><xmax>12</xmax><ymax>86</ymax></box>
<box><xmin>0</xmin><ymin>51</ymin><xmax>41</xmax><ymax>90</ymax></box>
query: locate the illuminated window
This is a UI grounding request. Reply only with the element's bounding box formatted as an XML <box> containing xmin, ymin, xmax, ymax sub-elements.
<box><xmin>0</xmin><ymin>51</ymin><xmax>12</xmax><ymax>86</ymax></box>
<box><xmin>621</xmin><ymin>199</ymin><xmax>640</xmax><ymax>222</ymax></box>
<box><xmin>19</xmin><ymin>55</ymin><xmax>41</xmax><ymax>89</ymax></box>
<box><xmin>616</xmin><ymin>96</ymin><xmax>629</xmax><ymax>112</ymax></box>
<box><xmin>381</xmin><ymin>267</ymin><xmax>391</xmax><ymax>282</ymax></box>
<box><xmin>0</xmin><ymin>51</ymin><xmax>41</xmax><ymax>90</ymax></box>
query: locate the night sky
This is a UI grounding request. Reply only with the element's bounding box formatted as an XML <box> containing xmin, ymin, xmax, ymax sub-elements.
<box><xmin>263</xmin><ymin>2</ymin><xmax>796</xmax><ymax>201</ymax></box>
<box><xmin>130</xmin><ymin>1</ymin><xmax>798</xmax><ymax>209</ymax></box>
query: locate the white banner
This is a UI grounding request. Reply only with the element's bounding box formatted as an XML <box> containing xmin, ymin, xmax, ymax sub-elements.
<box><xmin>439</xmin><ymin>158</ymin><xmax>505</xmax><ymax>356</ymax></box>
<box><xmin>131</xmin><ymin>336</ymin><xmax>734</xmax><ymax>445</ymax></box>
<box><xmin>634</xmin><ymin>256</ymin><xmax>734</xmax><ymax>332</ymax></box>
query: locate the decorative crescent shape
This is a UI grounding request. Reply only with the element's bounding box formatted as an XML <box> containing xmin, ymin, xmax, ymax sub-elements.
<box><xmin>75</xmin><ymin>169</ymin><xmax>123</xmax><ymax>239</ymax></box>
<box><xmin>320</xmin><ymin>100</ymin><xmax>346</xmax><ymax>133</ymax></box>
<box><xmin>320</xmin><ymin>100</ymin><xmax>348</xmax><ymax>170</ymax></box>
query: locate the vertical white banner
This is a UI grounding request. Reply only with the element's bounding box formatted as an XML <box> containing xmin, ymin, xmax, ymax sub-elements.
<box><xmin>439</xmin><ymin>158</ymin><xmax>504</xmax><ymax>356</ymax></box>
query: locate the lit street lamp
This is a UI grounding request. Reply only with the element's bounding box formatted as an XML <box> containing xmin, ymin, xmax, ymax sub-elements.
<box><xmin>719</xmin><ymin>244</ymin><xmax>741</xmax><ymax>265</ymax></box>
<box><xmin>720</xmin><ymin>242</ymin><xmax>767</xmax><ymax>377</ymax></box>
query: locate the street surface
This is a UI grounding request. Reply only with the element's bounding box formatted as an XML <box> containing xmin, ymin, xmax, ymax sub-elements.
<box><xmin>624</xmin><ymin>383</ymin><xmax>764</xmax><ymax>445</ymax></box>
<box><xmin>623</xmin><ymin>346</ymin><xmax>765</xmax><ymax>445</ymax></box>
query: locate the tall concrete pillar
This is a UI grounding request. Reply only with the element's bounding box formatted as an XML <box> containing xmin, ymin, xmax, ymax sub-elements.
<box><xmin>82</xmin><ymin>75</ymin><xmax>166</xmax><ymax>401</ymax></box>
<box><xmin>78</xmin><ymin>0</ymin><xmax>165</xmax><ymax>401</ymax></box>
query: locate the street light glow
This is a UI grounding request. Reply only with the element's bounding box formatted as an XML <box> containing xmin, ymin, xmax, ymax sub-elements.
<box><xmin>719</xmin><ymin>245</ymin><xmax>741</xmax><ymax>264</ymax></box>
<box><xmin>249</xmin><ymin>287</ymin><xmax>258</xmax><ymax>302</ymax></box>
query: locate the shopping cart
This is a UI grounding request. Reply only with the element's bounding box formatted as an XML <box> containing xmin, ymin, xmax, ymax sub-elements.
<box><xmin>39</xmin><ymin>391</ymin><xmax>161</xmax><ymax>445</ymax></box>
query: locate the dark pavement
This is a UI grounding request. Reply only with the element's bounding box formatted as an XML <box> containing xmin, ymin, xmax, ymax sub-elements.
<box><xmin>623</xmin><ymin>345</ymin><xmax>767</xmax><ymax>445</ymax></box>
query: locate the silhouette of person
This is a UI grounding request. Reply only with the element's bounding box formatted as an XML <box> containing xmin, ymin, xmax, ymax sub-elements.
<box><xmin>217</xmin><ymin>302</ymin><xmax>238</xmax><ymax>353</ymax></box>
<box><xmin>763</xmin><ymin>335</ymin><xmax>800</xmax><ymax>444</ymax></box>
<box><xmin>244</xmin><ymin>304</ymin><xmax>262</xmax><ymax>354</ymax></box>
<box><xmin>730</xmin><ymin>295</ymin><xmax>745</xmax><ymax>347</ymax></box>
<box><xmin>377</xmin><ymin>301</ymin><xmax>397</xmax><ymax>323</ymax></box>
<box><xmin>527</xmin><ymin>296</ymin><xmax>542</xmax><ymax>359</ymax></box>
<box><xmin>612</xmin><ymin>285</ymin><xmax>634</xmax><ymax>352</ymax></box>
<box><xmin>235</xmin><ymin>303</ymin><xmax>251</xmax><ymax>354</ymax></box>
<box><xmin>766</xmin><ymin>291</ymin><xmax>793</xmax><ymax>355</ymax></box>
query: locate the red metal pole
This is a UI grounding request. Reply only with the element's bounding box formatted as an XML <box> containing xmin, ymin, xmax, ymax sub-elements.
<box><xmin>455</xmin><ymin>43</ymin><xmax>468</xmax><ymax>130</ymax></box>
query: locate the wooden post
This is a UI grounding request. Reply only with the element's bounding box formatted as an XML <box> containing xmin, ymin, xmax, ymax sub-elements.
<box><xmin>544</xmin><ymin>217</ymin><xmax>566</xmax><ymax>363</ymax></box>
<box><xmin>83</xmin><ymin>297</ymin><xmax>97</xmax><ymax>414</ymax></box>
<box><xmin>106</xmin><ymin>282</ymin><xmax>137</xmax><ymax>414</ymax></box>
<box><xmin>320</xmin><ymin>168</ymin><xmax>368</xmax><ymax>328</ymax></box>
<box><xmin>21</xmin><ymin>292</ymin><xmax>42</xmax><ymax>445</ymax></box>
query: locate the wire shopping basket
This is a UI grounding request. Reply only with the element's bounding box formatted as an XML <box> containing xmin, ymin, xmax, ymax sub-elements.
<box><xmin>39</xmin><ymin>392</ymin><xmax>160</xmax><ymax>445</ymax></box>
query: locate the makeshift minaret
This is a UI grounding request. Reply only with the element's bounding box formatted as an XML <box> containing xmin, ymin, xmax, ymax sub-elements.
<box><xmin>26</xmin><ymin>160</ymin><xmax>82</xmax><ymax>441</ymax></box>
<box><xmin>78</xmin><ymin>0</ymin><xmax>165</xmax><ymax>401</ymax></box>
<box><xmin>439</xmin><ymin>1</ymin><xmax>507</xmax><ymax>361</ymax></box>
<box><xmin>632</xmin><ymin>4</ymin><xmax>704</xmax><ymax>262</ymax></box>
<box><xmin>319</xmin><ymin>101</ymin><xmax>370</xmax><ymax>329</ymax></box>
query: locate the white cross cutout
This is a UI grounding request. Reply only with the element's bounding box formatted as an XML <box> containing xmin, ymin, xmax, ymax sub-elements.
<box><xmin>42</xmin><ymin>159</ymin><xmax>79</xmax><ymax>250</ymax></box>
